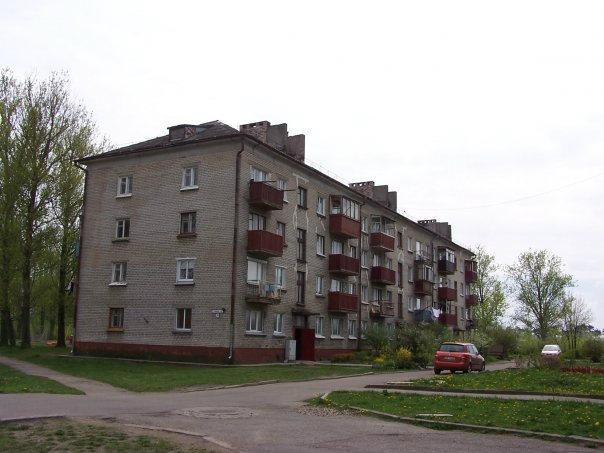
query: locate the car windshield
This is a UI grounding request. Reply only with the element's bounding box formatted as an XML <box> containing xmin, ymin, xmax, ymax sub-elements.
<box><xmin>543</xmin><ymin>345</ymin><xmax>559</xmax><ymax>351</ymax></box>
<box><xmin>439</xmin><ymin>344</ymin><xmax>465</xmax><ymax>352</ymax></box>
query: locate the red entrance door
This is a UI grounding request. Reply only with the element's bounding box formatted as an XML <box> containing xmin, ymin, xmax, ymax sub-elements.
<box><xmin>295</xmin><ymin>328</ymin><xmax>315</xmax><ymax>361</ymax></box>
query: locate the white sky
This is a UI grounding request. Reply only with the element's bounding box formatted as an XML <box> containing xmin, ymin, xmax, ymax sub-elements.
<box><xmin>2</xmin><ymin>0</ymin><xmax>603</xmax><ymax>328</ymax></box>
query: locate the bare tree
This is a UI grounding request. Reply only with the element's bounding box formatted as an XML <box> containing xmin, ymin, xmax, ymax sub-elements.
<box><xmin>561</xmin><ymin>294</ymin><xmax>592</xmax><ymax>358</ymax></box>
<box><xmin>472</xmin><ymin>245</ymin><xmax>507</xmax><ymax>329</ymax></box>
<box><xmin>507</xmin><ymin>250</ymin><xmax>573</xmax><ymax>340</ymax></box>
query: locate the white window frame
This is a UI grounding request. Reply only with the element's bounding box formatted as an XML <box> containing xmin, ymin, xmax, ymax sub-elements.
<box><xmin>348</xmin><ymin>317</ymin><xmax>357</xmax><ymax>339</ymax></box>
<box><xmin>275</xmin><ymin>266</ymin><xmax>286</xmax><ymax>289</ymax></box>
<box><xmin>181</xmin><ymin>166</ymin><xmax>198</xmax><ymax>190</ymax></box>
<box><xmin>250</xmin><ymin>166</ymin><xmax>268</xmax><ymax>182</ymax></box>
<box><xmin>274</xmin><ymin>313</ymin><xmax>284</xmax><ymax>335</ymax></box>
<box><xmin>116</xmin><ymin>175</ymin><xmax>132</xmax><ymax>197</ymax></box>
<box><xmin>407</xmin><ymin>236</ymin><xmax>413</xmax><ymax>252</ymax></box>
<box><xmin>176</xmin><ymin>258</ymin><xmax>196</xmax><ymax>284</ymax></box>
<box><xmin>175</xmin><ymin>308</ymin><xmax>192</xmax><ymax>331</ymax></box>
<box><xmin>277</xmin><ymin>178</ymin><xmax>288</xmax><ymax>202</ymax></box>
<box><xmin>247</xmin><ymin>258</ymin><xmax>267</xmax><ymax>284</ymax></box>
<box><xmin>331</xmin><ymin>240</ymin><xmax>343</xmax><ymax>255</ymax></box>
<box><xmin>360</xmin><ymin>320</ymin><xmax>368</xmax><ymax>339</ymax></box>
<box><xmin>361</xmin><ymin>250</ymin><xmax>368</xmax><ymax>268</ymax></box>
<box><xmin>315</xmin><ymin>316</ymin><xmax>325</xmax><ymax>338</ymax></box>
<box><xmin>245</xmin><ymin>309</ymin><xmax>264</xmax><ymax>333</ymax></box>
<box><xmin>316</xmin><ymin>195</ymin><xmax>326</xmax><ymax>216</ymax></box>
<box><xmin>316</xmin><ymin>235</ymin><xmax>326</xmax><ymax>256</ymax></box>
<box><xmin>115</xmin><ymin>218</ymin><xmax>130</xmax><ymax>239</ymax></box>
<box><xmin>330</xmin><ymin>317</ymin><xmax>343</xmax><ymax>339</ymax></box>
<box><xmin>361</xmin><ymin>285</ymin><xmax>369</xmax><ymax>303</ymax></box>
<box><xmin>316</xmin><ymin>275</ymin><xmax>325</xmax><ymax>296</ymax></box>
<box><xmin>110</xmin><ymin>262</ymin><xmax>127</xmax><ymax>285</ymax></box>
<box><xmin>248</xmin><ymin>212</ymin><xmax>266</xmax><ymax>231</ymax></box>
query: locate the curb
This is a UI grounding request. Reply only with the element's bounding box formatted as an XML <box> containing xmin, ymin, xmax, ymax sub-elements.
<box><xmin>365</xmin><ymin>384</ymin><xmax>604</xmax><ymax>401</ymax></box>
<box><xmin>319</xmin><ymin>392</ymin><xmax>604</xmax><ymax>448</ymax></box>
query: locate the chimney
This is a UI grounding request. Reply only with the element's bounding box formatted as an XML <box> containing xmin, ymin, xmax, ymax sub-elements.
<box><xmin>240</xmin><ymin>121</ymin><xmax>305</xmax><ymax>162</ymax></box>
<box><xmin>418</xmin><ymin>219</ymin><xmax>452</xmax><ymax>240</ymax></box>
<box><xmin>349</xmin><ymin>182</ymin><xmax>397</xmax><ymax>211</ymax></box>
<box><xmin>349</xmin><ymin>181</ymin><xmax>375</xmax><ymax>199</ymax></box>
<box><xmin>168</xmin><ymin>124</ymin><xmax>199</xmax><ymax>142</ymax></box>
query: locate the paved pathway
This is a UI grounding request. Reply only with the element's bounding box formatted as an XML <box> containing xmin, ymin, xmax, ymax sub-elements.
<box><xmin>0</xmin><ymin>356</ymin><xmax>596</xmax><ymax>453</ymax></box>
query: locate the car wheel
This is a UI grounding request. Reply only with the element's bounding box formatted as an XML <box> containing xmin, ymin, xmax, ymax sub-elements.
<box><xmin>481</xmin><ymin>362</ymin><xmax>486</xmax><ymax>372</ymax></box>
<box><xmin>434</xmin><ymin>369</ymin><xmax>441</xmax><ymax>375</ymax></box>
<box><xmin>463</xmin><ymin>365</ymin><xmax>470</xmax><ymax>373</ymax></box>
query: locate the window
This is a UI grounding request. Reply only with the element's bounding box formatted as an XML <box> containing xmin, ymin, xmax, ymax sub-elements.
<box><xmin>181</xmin><ymin>166</ymin><xmax>198</xmax><ymax>189</ymax></box>
<box><xmin>245</xmin><ymin>309</ymin><xmax>264</xmax><ymax>333</ymax></box>
<box><xmin>117</xmin><ymin>175</ymin><xmax>132</xmax><ymax>197</ymax></box>
<box><xmin>175</xmin><ymin>308</ymin><xmax>192</xmax><ymax>331</ymax></box>
<box><xmin>331</xmin><ymin>317</ymin><xmax>343</xmax><ymax>338</ymax></box>
<box><xmin>372</xmin><ymin>287</ymin><xmax>383</xmax><ymax>302</ymax></box>
<box><xmin>397</xmin><ymin>231</ymin><xmax>403</xmax><ymax>249</ymax></box>
<box><xmin>316</xmin><ymin>275</ymin><xmax>325</xmax><ymax>296</ymax></box>
<box><xmin>180</xmin><ymin>212</ymin><xmax>196</xmax><ymax>235</ymax></box>
<box><xmin>331</xmin><ymin>196</ymin><xmax>360</xmax><ymax>220</ymax></box>
<box><xmin>297</xmin><ymin>186</ymin><xmax>307</xmax><ymax>208</ymax></box>
<box><xmin>274</xmin><ymin>313</ymin><xmax>284</xmax><ymax>335</ymax></box>
<box><xmin>176</xmin><ymin>259</ymin><xmax>195</xmax><ymax>283</ymax></box>
<box><xmin>386</xmin><ymin>257</ymin><xmax>393</xmax><ymax>269</ymax></box>
<box><xmin>275</xmin><ymin>266</ymin><xmax>286</xmax><ymax>288</ymax></box>
<box><xmin>361</xmin><ymin>250</ymin><xmax>368</xmax><ymax>268</ymax></box>
<box><xmin>115</xmin><ymin>218</ymin><xmax>130</xmax><ymax>239</ymax></box>
<box><xmin>248</xmin><ymin>213</ymin><xmax>266</xmax><ymax>231</ymax></box>
<box><xmin>360</xmin><ymin>320</ymin><xmax>368</xmax><ymax>339</ymax></box>
<box><xmin>361</xmin><ymin>285</ymin><xmax>369</xmax><ymax>303</ymax></box>
<box><xmin>316</xmin><ymin>195</ymin><xmax>326</xmax><ymax>216</ymax></box>
<box><xmin>315</xmin><ymin>316</ymin><xmax>325</xmax><ymax>337</ymax></box>
<box><xmin>331</xmin><ymin>240</ymin><xmax>343</xmax><ymax>255</ymax></box>
<box><xmin>111</xmin><ymin>262</ymin><xmax>127</xmax><ymax>285</ymax></box>
<box><xmin>247</xmin><ymin>259</ymin><xmax>267</xmax><ymax>283</ymax></box>
<box><xmin>407</xmin><ymin>237</ymin><xmax>413</xmax><ymax>252</ymax></box>
<box><xmin>386</xmin><ymin>290</ymin><xmax>393</xmax><ymax>302</ymax></box>
<box><xmin>397</xmin><ymin>294</ymin><xmax>403</xmax><ymax>319</ymax></box>
<box><xmin>250</xmin><ymin>167</ymin><xmax>267</xmax><ymax>182</ymax></box>
<box><xmin>407</xmin><ymin>265</ymin><xmax>414</xmax><ymax>282</ymax></box>
<box><xmin>349</xmin><ymin>245</ymin><xmax>357</xmax><ymax>258</ymax></box>
<box><xmin>361</xmin><ymin>217</ymin><xmax>368</xmax><ymax>233</ymax></box>
<box><xmin>316</xmin><ymin>235</ymin><xmax>325</xmax><ymax>256</ymax></box>
<box><xmin>108</xmin><ymin>308</ymin><xmax>124</xmax><ymax>329</ymax></box>
<box><xmin>348</xmin><ymin>318</ymin><xmax>357</xmax><ymax>339</ymax></box>
<box><xmin>408</xmin><ymin>296</ymin><xmax>421</xmax><ymax>311</ymax></box>
<box><xmin>275</xmin><ymin>221</ymin><xmax>286</xmax><ymax>237</ymax></box>
<box><xmin>297</xmin><ymin>229</ymin><xmax>306</xmax><ymax>261</ymax></box>
<box><xmin>398</xmin><ymin>262</ymin><xmax>403</xmax><ymax>288</ymax></box>
<box><xmin>297</xmin><ymin>271</ymin><xmax>305</xmax><ymax>304</ymax></box>
<box><xmin>277</xmin><ymin>178</ymin><xmax>288</xmax><ymax>202</ymax></box>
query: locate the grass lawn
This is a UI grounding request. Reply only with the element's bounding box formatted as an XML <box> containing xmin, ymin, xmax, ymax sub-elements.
<box><xmin>0</xmin><ymin>363</ymin><xmax>82</xmax><ymax>395</ymax></box>
<box><xmin>410</xmin><ymin>367</ymin><xmax>604</xmax><ymax>397</ymax></box>
<box><xmin>0</xmin><ymin>418</ymin><xmax>213</xmax><ymax>452</ymax></box>
<box><xmin>323</xmin><ymin>391</ymin><xmax>604</xmax><ymax>439</ymax></box>
<box><xmin>0</xmin><ymin>346</ymin><xmax>370</xmax><ymax>392</ymax></box>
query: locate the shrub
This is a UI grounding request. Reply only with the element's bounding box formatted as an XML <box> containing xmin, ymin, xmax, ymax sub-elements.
<box><xmin>393</xmin><ymin>347</ymin><xmax>413</xmax><ymax>369</ymax></box>
<box><xmin>488</xmin><ymin>327</ymin><xmax>519</xmax><ymax>358</ymax></box>
<box><xmin>331</xmin><ymin>353</ymin><xmax>356</xmax><ymax>363</ymax></box>
<box><xmin>365</xmin><ymin>325</ymin><xmax>390</xmax><ymax>355</ymax></box>
<box><xmin>580</xmin><ymin>337</ymin><xmax>604</xmax><ymax>363</ymax></box>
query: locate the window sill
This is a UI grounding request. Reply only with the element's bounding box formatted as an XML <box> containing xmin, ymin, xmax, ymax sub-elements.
<box><xmin>245</xmin><ymin>331</ymin><xmax>266</xmax><ymax>337</ymax></box>
<box><xmin>172</xmin><ymin>329</ymin><xmax>192</xmax><ymax>335</ymax></box>
<box><xmin>108</xmin><ymin>282</ymin><xmax>127</xmax><ymax>287</ymax></box>
<box><xmin>361</xmin><ymin>266</ymin><xmax>369</xmax><ymax>270</ymax></box>
<box><xmin>297</xmin><ymin>260</ymin><xmax>307</xmax><ymax>264</ymax></box>
<box><xmin>116</xmin><ymin>194</ymin><xmax>132</xmax><ymax>199</ymax></box>
<box><xmin>175</xmin><ymin>281</ymin><xmax>194</xmax><ymax>286</ymax></box>
<box><xmin>180</xmin><ymin>186</ymin><xmax>199</xmax><ymax>192</ymax></box>
<box><xmin>297</xmin><ymin>205</ymin><xmax>308</xmax><ymax>210</ymax></box>
<box><xmin>316</xmin><ymin>213</ymin><xmax>326</xmax><ymax>218</ymax></box>
<box><xmin>177</xmin><ymin>233</ymin><xmax>197</xmax><ymax>239</ymax></box>
<box><xmin>330</xmin><ymin>335</ymin><xmax>344</xmax><ymax>340</ymax></box>
<box><xmin>316</xmin><ymin>253</ymin><xmax>326</xmax><ymax>258</ymax></box>
<box><xmin>273</xmin><ymin>333</ymin><xmax>285</xmax><ymax>338</ymax></box>
<box><xmin>106</xmin><ymin>328</ymin><xmax>124</xmax><ymax>333</ymax></box>
<box><xmin>315</xmin><ymin>293</ymin><xmax>325</xmax><ymax>298</ymax></box>
<box><xmin>361</xmin><ymin>301</ymin><xmax>369</xmax><ymax>305</ymax></box>
<box><xmin>112</xmin><ymin>238</ymin><xmax>129</xmax><ymax>243</ymax></box>
<box><xmin>315</xmin><ymin>335</ymin><xmax>325</xmax><ymax>339</ymax></box>
<box><xmin>348</xmin><ymin>336</ymin><xmax>358</xmax><ymax>340</ymax></box>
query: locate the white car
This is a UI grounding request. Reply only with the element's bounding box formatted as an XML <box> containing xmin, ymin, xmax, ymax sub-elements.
<box><xmin>541</xmin><ymin>344</ymin><xmax>562</xmax><ymax>357</ymax></box>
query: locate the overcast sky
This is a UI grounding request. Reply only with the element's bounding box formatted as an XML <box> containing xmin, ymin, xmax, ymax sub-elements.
<box><xmin>2</xmin><ymin>0</ymin><xmax>603</xmax><ymax>328</ymax></box>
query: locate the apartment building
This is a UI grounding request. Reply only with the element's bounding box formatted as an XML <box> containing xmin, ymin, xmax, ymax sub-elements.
<box><xmin>74</xmin><ymin>120</ymin><xmax>478</xmax><ymax>363</ymax></box>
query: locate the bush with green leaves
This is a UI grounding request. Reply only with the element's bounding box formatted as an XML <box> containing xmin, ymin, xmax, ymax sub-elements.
<box><xmin>488</xmin><ymin>327</ymin><xmax>519</xmax><ymax>358</ymax></box>
<box><xmin>364</xmin><ymin>324</ymin><xmax>390</xmax><ymax>355</ymax></box>
<box><xmin>580</xmin><ymin>337</ymin><xmax>604</xmax><ymax>363</ymax></box>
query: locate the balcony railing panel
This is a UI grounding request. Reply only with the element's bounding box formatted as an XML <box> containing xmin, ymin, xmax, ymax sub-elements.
<box><xmin>465</xmin><ymin>260</ymin><xmax>478</xmax><ymax>283</ymax></box>
<box><xmin>328</xmin><ymin>254</ymin><xmax>359</xmax><ymax>275</ymax></box>
<box><xmin>370</xmin><ymin>266</ymin><xmax>396</xmax><ymax>285</ymax></box>
<box><xmin>369</xmin><ymin>232</ymin><xmax>395</xmax><ymax>252</ymax></box>
<box><xmin>369</xmin><ymin>301</ymin><xmax>395</xmax><ymax>318</ymax></box>
<box><xmin>438</xmin><ymin>259</ymin><xmax>456</xmax><ymax>275</ymax></box>
<box><xmin>247</xmin><ymin>230</ymin><xmax>284</xmax><ymax>257</ymax></box>
<box><xmin>249</xmin><ymin>181</ymin><xmax>284</xmax><ymax>210</ymax></box>
<box><xmin>328</xmin><ymin>291</ymin><xmax>358</xmax><ymax>312</ymax></box>
<box><xmin>414</xmin><ymin>279</ymin><xmax>433</xmax><ymax>295</ymax></box>
<box><xmin>245</xmin><ymin>282</ymin><xmax>282</xmax><ymax>304</ymax></box>
<box><xmin>329</xmin><ymin>214</ymin><xmax>360</xmax><ymax>239</ymax></box>
<box><xmin>438</xmin><ymin>313</ymin><xmax>457</xmax><ymax>327</ymax></box>
<box><xmin>465</xmin><ymin>294</ymin><xmax>478</xmax><ymax>307</ymax></box>
<box><xmin>438</xmin><ymin>286</ymin><xmax>457</xmax><ymax>301</ymax></box>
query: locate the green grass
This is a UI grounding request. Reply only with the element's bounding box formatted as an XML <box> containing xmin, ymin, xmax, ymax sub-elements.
<box><xmin>0</xmin><ymin>345</ymin><xmax>370</xmax><ymax>392</ymax></box>
<box><xmin>411</xmin><ymin>367</ymin><xmax>604</xmax><ymax>397</ymax></box>
<box><xmin>0</xmin><ymin>418</ymin><xmax>212</xmax><ymax>452</ymax></box>
<box><xmin>0</xmin><ymin>363</ymin><xmax>82</xmax><ymax>394</ymax></box>
<box><xmin>323</xmin><ymin>391</ymin><xmax>604</xmax><ymax>439</ymax></box>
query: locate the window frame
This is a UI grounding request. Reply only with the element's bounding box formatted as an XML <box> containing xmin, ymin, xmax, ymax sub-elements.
<box><xmin>245</xmin><ymin>309</ymin><xmax>264</xmax><ymax>333</ymax></box>
<box><xmin>277</xmin><ymin>178</ymin><xmax>288</xmax><ymax>202</ymax></box>
<box><xmin>176</xmin><ymin>258</ymin><xmax>196</xmax><ymax>284</ymax></box>
<box><xmin>316</xmin><ymin>234</ymin><xmax>325</xmax><ymax>256</ymax></box>
<box><xmin>348</xmin><ymin>317</ymin><xmax>357</xmax><ymax>339</ymax></box>
<box><xmin>296</xmin><ymin>271</ymin><xmax>306</xmax><ymax>305</ymax></box>
<box><xmin>116</xmin><ymin>175</ymin><xmax>133</xmax><ymax>198</ymax></box>
<box><xmin>110</xmin><ymin>262</ymin><xmax>127</xmax><ymax>285</ymax></box>
<box><xmin>175</xmin><ymin>307</ymin><xmax>192</xmax><ymax>331</ymax></box>
<box><xmin>115</xmin><ymin>218</ymin><xmax>130</xmax><ymax>240</ymax></box>
<box><xmin>316</xmin><ymin>195</ymin><xmax>326</xmax><ymax>216</ymax></box>
<box><xmin>297</xmin><ymin>186</ymin><xmax>308</xmax><ymax>209</ymax></box>
<box><xmin>330</xmin><ymin>317</ymin><xmax>343</xmax><ymax>339</ymax></box>
<box><xmin>274</xmin><ymin>313</ymin><xmax>284</xmax><ymax>335</ymax></box>
<box><xmin>297</xmin><ymin>228</ymin><xmax>306</xmax><ymax>262</ymax></box>
<box><xmin>179</xmin><ymin>211</ymin><xmax>197</xmax><ymax>235</ymax></box>
<box><xmin>315</xmin><ymin>316</ymin><xmax>325</xmax><ymax>338</ymax></box>
<box><xmin>247</xmin><ymin>258</ymin><xmax>267</xmax><ymax>284</ymax></box>
<box><xmin>108</xmin><ymin>307</ymin><xmax>124</xmax><ymax>330</ymax></box>
<box><xmin>275</xmin><ymin>265</ymin><xmax>286</xmax><ymax>289</ymax></box>
<box><xmin>316</xmin><ymin>275</ymin><xmax>325</xmax><ymax>296</ymax></box>
<box><xmin>181</xmin><ymin>166</ymin><xmax>199</xmax><ymax>191</ymax></box>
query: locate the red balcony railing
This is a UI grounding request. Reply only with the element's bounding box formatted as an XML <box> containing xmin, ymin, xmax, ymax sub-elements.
<box><xmin>370</xmin><ymin>266</ymin><xmax>396</xmax><ymax>285</ymax></box>
<box><xmin>328</xmin><ymin>292</ymin><xmax>358</xmax><ymax>312</ymax></box>
<box><xmin>249</xmin><ymin>181</ymin><xmax>284</xmax><ymax>210</ymax></box>
<box><xmin>245</xmin><ymin>282</ymin><xmax>282</xmax><ymax>304</ymax></box>
<box><xmin>438</xmin><ymin>286</ymin><xmax>457</xmax><ymax>301</ymax></box>
<box><xmin>438</xmin><ymin>313</ymin><xmax>457</xmax><ymax>327</ymax></box>
<box><xmin>369</xmin><ymin>232</ymin><xmax>395</xmax><ymax>252</ymax></box>
<box><xmin>438</xmin><ymin>259</ymin><xmax>456</xmax><ymax>275</ymax></box>
<box><xmin>465</xmin><ymin>294</ymin><xmax>478</xmax><ymax>307</ymax></box>
<box><xmin>414</xmin><ymin>279</ymin><xmax>433</xmax><ymax>295</ymax></box>
<box><xmin>329</xmin><ymin>214</ymin><xmax>360</xmax><ymax>239</ymax></box>
<box><xmin>247</xmin><ymin>230</ymin><xmax>283</xmax><ymax>257</ymax></box>
<box><xmin>465</xmin><ymin>260</ymin><xmax>478</xmax><ymax>283</ymax></box>
<box><xmin>369</xmin><ymin>301</ymin><xmax>395</xmax><ymax>318</ymax></box>
<box><xmin>328</xmin><ymin>254</ymin><xmax>359</xmax><ymax>276</ymax></box>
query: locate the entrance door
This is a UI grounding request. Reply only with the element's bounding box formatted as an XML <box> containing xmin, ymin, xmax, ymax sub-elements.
<box><xmin>295</xmin><ymin>328</ymin><xmax>315</xmax><ymax>361</ymax></box>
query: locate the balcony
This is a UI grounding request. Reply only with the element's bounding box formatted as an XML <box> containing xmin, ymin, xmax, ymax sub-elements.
<box><xmin>414</xmin><ymin>251</ymin><xmax>432</xmax><ymax>264</ymax></box>
<box><xmin>245</xmin><ymin>282</ymin><xmax>282</xmax><ymax>304</ymax></box>
<box><xmin>329</xmin><ymin>214</ymin><xmax>360</xmax><ymax>239</ymax></box>
<box><xmin>414</xmin><ymin>279</ymin><xmax>433</xmax><ymax>295</ymax></box>
<box><xmin>328</xmin><ymin>291</ymin><xmax>358</xmax><ymax>313</ymax></box>
<box><xmin>247</xmin><ymin>230</ymin><xmax>283</xmax><ymax>258</ymax></box>
<box><xmin>438</xmin><ymin>286</ymin><xmax>457</xmax><ymax>301</ymax></box>
<box><xmin>249</xmin><ymin>181</ymin><xmax>284</xmax><ymax>210</ymax></box>
<box><xmin>438</xmin><ymin>259</ymin><xmax>456</xmax><ymax>275</ymax></box>
<box><xmin>369</xmin><ymin>301</ymin><xmax>395</xmax><ymax>318</ymax></box>
<box><xmin>328</xmin><ymin>254</ymin><xmax>359</xmax><ymax>276</ymax></box>
<box><xmin>369</xmin><ymin>232</ymin><xmax>395</xmax><ymax>252</ymax></box>
<box><xmin>438</xmin><ymin>313</ymin><xmax>457</xmax><ymax>327</ymax></box>
<box><xmin>465</xmin><ymin>294</ymin><xmax>478</xmax><ymax>307</ymax></box>
<box><xmin>370</xmin><ymin>266</ymin><xmax>396</xmax><ymax>285</ymax></box>
<box><xmin>465</xmin><ymin>260</ymin><xmax>478</xmax><ymax>283</ymax></box>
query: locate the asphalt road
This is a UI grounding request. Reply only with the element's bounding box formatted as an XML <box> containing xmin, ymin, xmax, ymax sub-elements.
<box><xmin>0</xmin><ymin>356</ymin><xmax>596</xmax><ymax>452</ymax></box>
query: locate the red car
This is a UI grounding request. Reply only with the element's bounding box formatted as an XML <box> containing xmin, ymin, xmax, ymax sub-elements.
<box><xmin>434</xmin><ymin>342</ymin><xmax>485</xmax><ymax>374</ymax></box>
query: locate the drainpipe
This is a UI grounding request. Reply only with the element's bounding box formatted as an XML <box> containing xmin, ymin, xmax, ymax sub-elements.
<box><xmin>228</xmin><ymin>139</ymin><xmax>245</xmax><ymax>363</ymax></box>
<box><xmin>356</xmin><ymin>202</ymin><xmax>364</xmax><ymax>351</ymax></box>
<box><xmin>72</xmin><ymin>162</ymin><xmax>89</xmax><ymax>355</ymax></box>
